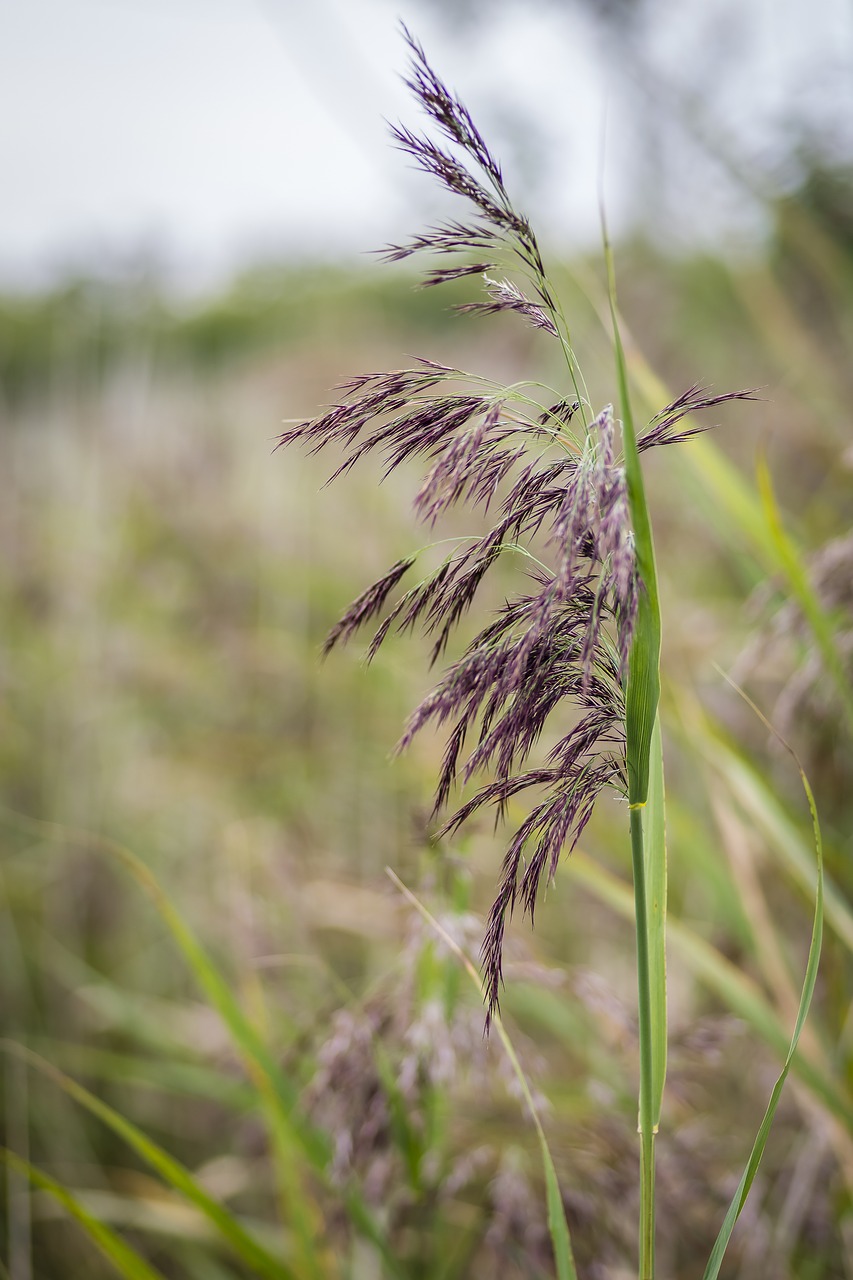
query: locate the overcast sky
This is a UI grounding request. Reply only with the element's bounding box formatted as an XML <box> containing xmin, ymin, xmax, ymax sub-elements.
<box><xmin>1</xmin><ymin>0</ymin><xmax>851</xmax><ymax>290</ymax></box>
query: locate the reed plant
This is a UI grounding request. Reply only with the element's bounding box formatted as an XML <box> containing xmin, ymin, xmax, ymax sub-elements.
<box><xmin>279</xmin><ymin>27</ymin><xmax>825</xmax><ymax>1279</ymax></box>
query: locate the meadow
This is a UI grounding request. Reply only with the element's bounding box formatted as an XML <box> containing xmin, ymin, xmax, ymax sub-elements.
<box><xmin>1</xmin><ymin>178</ymin><xmax>852</xmax><ymax>1276</ymax></box>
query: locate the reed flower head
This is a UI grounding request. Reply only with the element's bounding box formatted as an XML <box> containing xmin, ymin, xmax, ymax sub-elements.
<box><xmin>279</xmin><ymin>28</ymin><xmax>754</xmax><ymax>1022</ymax></box>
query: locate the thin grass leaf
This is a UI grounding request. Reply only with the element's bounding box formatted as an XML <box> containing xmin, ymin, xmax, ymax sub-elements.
<box><xmin>695</xmin><ymin>716</ymin><xmax>853</xmax><ymax>954</ymax></box>
<box><xmin>105</xmin><ymin>839</ymin><xmax>402</xmax><ymax>1280</ymax></box>
<box><xmin>756</xmin><ymin>454</ymin><xmax>853</xmax><ymax>733</ymax></box>
<box><xmin>504</xmin><ymin>983</ymin><xmax>633</xmax><ymax>1106</ymax></box>
<box><xmin>386</xmin><ymin>869</ymin><xmax>578</xmax><ymax>1280</ymax></box>
<box><xmin>604</xmin><ymin>218</ymin><xmax>662</xmax><ymax>1278</ymax></box>
<box><xmin>569</xmin><ymin>266</ymin><xmax>853</xmax><ymax>738</ymax></box>
<box><xmin>34</xmin><ymin>930</ymin><xmax>226</xmax><ymax>1060</ymax></box>
<box><xmin>642</xmin><ymin>716</ymin><xmax>667</xmax><ymax>1129</ymax></box>
<box><xmin>255</xmin><ymin>1081</ymin><xmax>327</xmax><ymax>1280</ymax></box>
<box><xmin>373</xmin><ymin>1043</ymin><xmax>426</xmax><ymax>1191</ymax></box>
<box><xmin>604</xmin><ymin>231</ymin><xmax>660</xmax><ymax>806</ymax></box>
<box><xmin>665</xmin><ymin>797</ymin><xmax>756</xmax><ymax>951</ymax></box>
<box><xmin>700</xmin><ymin>682</ymin><xmax>824</xmax><ymax>1279</ymax></box>
<box><xmin>677</xmin><ymin>435</ymin><xmax>777</xmax><ymax>556</ymax></box>
<box><xmin>566</xmin><ymin>852</ymin><xmax>847</xmax><ymax>1128</ymax></box>
<box><xmin>561</xmin><ymin>263</ymin><xmax>781</xmax><ymax>566</ymax></box>
<box><xmin>1</xmin><ymin>1149</ymin><xmax>168</xmax><ymax>1280</ymax></box>
<box><xmin>32</xmin><ymin>1186</ymin><xmax>276</xmax><ymax>1248</ymax></box>
<box><xmin>1</xmin><ymin>1043</ymin><xmax>293</xmax><ymax>1280</ymax></box>
<box><xmin>27</xmin><ymin>1038</ymin><xmax>254</xmax><ymax>1108</ymax></box>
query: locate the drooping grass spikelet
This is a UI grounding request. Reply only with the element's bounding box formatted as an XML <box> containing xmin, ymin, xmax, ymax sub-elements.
<box><xmin>639</xmin><ymin>385</ymin><xmax>760</xmax><ymax>450</ymax></box>
<box><xmin>384</xmin><ymin>26</ymin><xmax>562</xmax><ymax>336</ymax></box>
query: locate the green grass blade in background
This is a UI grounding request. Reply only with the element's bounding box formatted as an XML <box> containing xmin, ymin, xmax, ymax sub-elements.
<box><xmin>673</xmin><ymin>437</ymin><xmax>778</xmax><ymax>564</ymax></box>
<box><xmin>614</xmin><ymin>327</ymin><xmax>853</xmax><ymax>737</ymax></box>
<box><xmin>1</xmin><ymin>1150</ymin><xmax>168</xmax><ymax>1280</ymax></box>
<box><xmin>756</xmin><ymin>456</ymin><xmax>853</xmax><ymax>733</ymax></box>
<box><xmin>642</xmin><ymin>716</ymin><xmax>667</xmax><ymax>1129</ymax></box>
<box><xmin>567</xmin><ymin>852</ymin><xmax>847</xmax><ymax>1128</ymax></box>
<box><xmin>568</xmin><ymin>262</ymin><xmax>853</xmax><ymax>725</ymax></box>
<box><xmin>387</xmin><ymin>870</ymin><xmax>578</xmax><ymax>1280</ymax></box>
<box><xmin>108</xmin><ymin>839</ymin><xmax>401</xmax><ymax>1280</ymax></box>
<box><xmin>26</xmin><ymin>1039</ymin><xmax>254</xmax><ymax>1109</ymax></box>
<box><xmin>694</xmin><ymin>715</ymin><xmax>853</xmax><ymax>955</ymax></box>
<box><xmin>702</xmin><ymin>753</ymin><xmax>824</xmax><ymax>1278</ymax></box>
<box><xmin>564</xmin><ymin>264</ymin><xmax>780</xmax><ymax>569</ymax></box>
<box><xmin>0</xmin><ymin>810</ymin><xmax>401</xmax><ymax>1280</ymax></box>
<box><xmin>72</xmin><ymin>833</ymin><xmax>330</xmax><ymax>1267</ymax></box>
<box><xmin>540</xmin><ymin>1140</ymin><xmax>576</xmax><ymax>1280</ymax></box>
<box><xmin>2</xmin><ymin>1043</ymin><xmax>294</xmax><ymax>1280</ymax></box>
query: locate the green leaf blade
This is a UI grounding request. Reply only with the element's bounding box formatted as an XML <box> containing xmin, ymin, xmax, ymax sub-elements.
<box><xmin>642</xmin><ymin>716</ymin><xmax>668</xmax><ymax>1129</ymax></box>
<box><xmin>1</xmin><ymin>1150</ymin><xmax>168</xmax><ymax>1280</ymax></box>
<box><xmin>702</xmin><ymin>760</ymin><xmax>824</xmax><ymax>1279</ymax></box>
<box><xmin>3</xmin><ymin>1044</ymin><xmax>293</xmax><ymax>1280</ymax></box>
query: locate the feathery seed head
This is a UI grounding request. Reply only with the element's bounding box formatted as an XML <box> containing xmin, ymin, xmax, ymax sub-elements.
<box><xmin>279</xmin><ymin>29</ymin><xmax>753</xmax><ymax>1022</ymax></box>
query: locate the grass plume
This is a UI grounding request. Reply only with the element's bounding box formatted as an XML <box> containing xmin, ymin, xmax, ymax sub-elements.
<box><xmin>279</xmin><ymin>26</ymin><xmax>753</xmax><ymax>1031</ymax></box>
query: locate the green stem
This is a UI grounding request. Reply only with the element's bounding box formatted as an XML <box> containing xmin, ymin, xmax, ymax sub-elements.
<box><xmin>630</xmin><ymin>804</ymin><xmax>656</xmax><ymax>1280</ymax></box>
<box><xmin>605</xmin><ymin>219</ymin><xmax>662</xmax><ymax>1279</ymax></box>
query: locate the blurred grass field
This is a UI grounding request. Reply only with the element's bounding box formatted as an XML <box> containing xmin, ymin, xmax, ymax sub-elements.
<box><xmin>1</xmin><ymin>189</ymin><xmax>852</xmax><ymax>1277</ymax></box>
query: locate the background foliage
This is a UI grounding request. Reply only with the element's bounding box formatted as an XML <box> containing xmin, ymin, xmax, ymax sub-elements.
<box><xmin>1</xmin><ymin>152</ymin><xmax>852</xmax><ymax>1276</ymax></box>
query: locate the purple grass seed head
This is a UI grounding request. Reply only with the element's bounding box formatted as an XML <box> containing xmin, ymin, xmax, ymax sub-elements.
<box><xmin>279</xmin><ymin>29</ymin><xmax>754</xmax><ymax>1023</ymax></box>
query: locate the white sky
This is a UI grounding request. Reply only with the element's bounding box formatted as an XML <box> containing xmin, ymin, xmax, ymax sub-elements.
<box><xmin>0</xmin><ymin>0</ymin><xmax>850</xmax><ymax>289</ymax></box>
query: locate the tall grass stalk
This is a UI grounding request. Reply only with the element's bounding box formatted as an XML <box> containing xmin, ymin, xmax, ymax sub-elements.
<box><xmin>274</xmin><ymin>26</ymin><xmax>832</xmax><ymax>1277</ymax></box>
<box><xmin>274</xmin><ymin>26</ymin><xmax>827</xmax><ymax>1278</ymax></box>
<box><xmin>605</xmin><ymin>224</ymin><xmax>663</xmax><ymax>1279</ymax></box>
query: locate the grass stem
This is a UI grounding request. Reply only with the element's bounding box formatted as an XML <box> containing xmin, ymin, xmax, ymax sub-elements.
<box><xmin>630</xmin><ymin>804</ymin><xmax>656</xmax><ymax>1279</ymax></box>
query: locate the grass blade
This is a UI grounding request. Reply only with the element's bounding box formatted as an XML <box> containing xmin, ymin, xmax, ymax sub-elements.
<box><xmin>2</xmin><ymin>1042</ymin><xmax>293</xmax><ymax>1280</ymax></box>
<box><xmin>25</xmin><ymin>1037</ymin><xmax>255</xmax><ymax>1108</ymax></box>
<box><xmin>756</xmin><ymin>455</ymin><xmax>853</xmax><ymax>733</ymax></box>
<box><xmin>605</xmin><ymin>219</ymin><xmax>662</xmax><ymax>1279</ymax></box>
<box><xmin>701</xmin><ymin>689</ymin><xmax>824</xmax><ymax>1278</ymax></box>
<box><xmin>566</xmin><ymin>261</ymin><xmax>853</xmax><ymax>727</ymax></box>
<box><xmin>1</xmin><ymin>1149</ymin><xmax>168</xmax><ymax>1280</ymax></box>
<box><xmin>697</xmin><ymin>719</ymin><xmax>853</xmax><ymax>954</ymax></box>
<box><xmin>567</xmin><ymin>853</ymin><xmax>846</xmax><ymax>1127</ymax></box>
<box><xmin>107</xmin><ymin>839</ymin><xmax>402</xmax><ymax>1279</ymax></box>
<box><xmin>605</xmin><ymin>246</ymin><xmax>661</xmax><ymax>807</ymax></box>
<box><xmin>642</xmin><ymin>716</ymin><xmax>667</xmax><ymax>1129</ymax></box>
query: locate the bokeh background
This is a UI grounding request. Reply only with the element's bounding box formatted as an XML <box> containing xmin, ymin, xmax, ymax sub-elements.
<box><xmin>2</xmin><ymin>2</ymin><xmax>852</xmax><ymax>1277</ymax></box>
